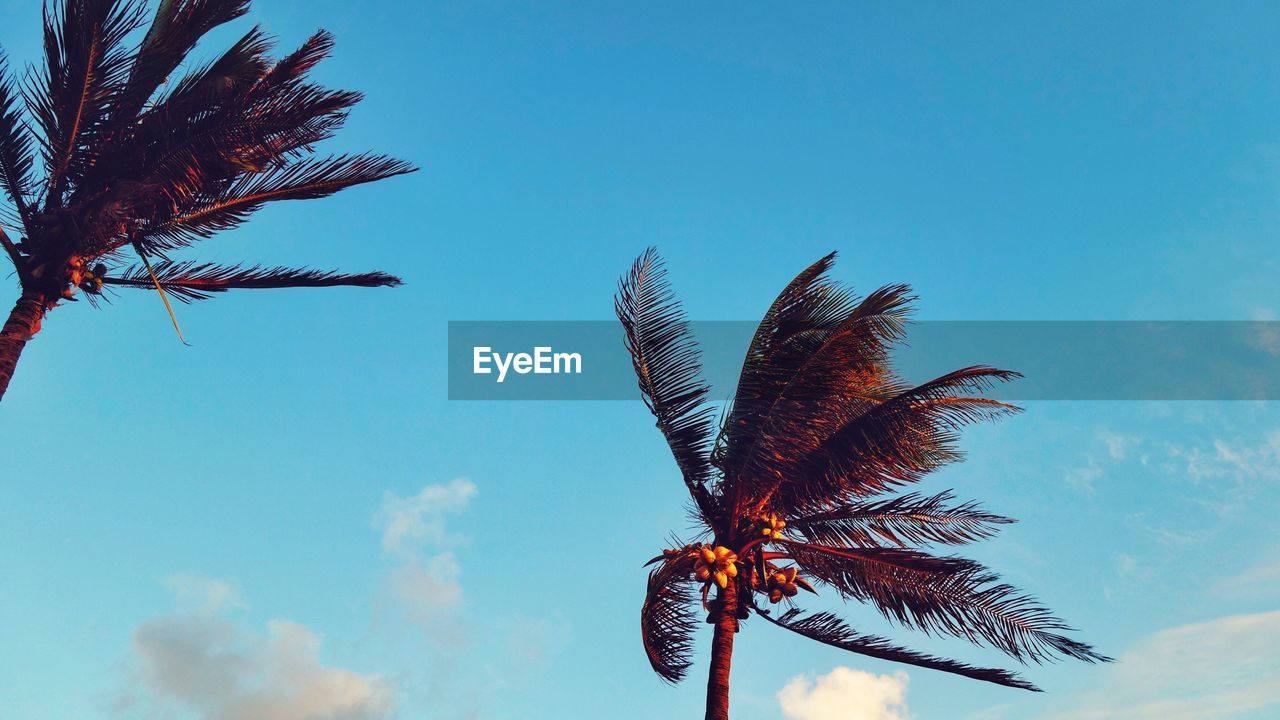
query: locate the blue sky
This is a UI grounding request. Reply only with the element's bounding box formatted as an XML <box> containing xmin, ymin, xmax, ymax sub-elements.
<box><xmin>3</xmin><ymin>1</ymin><xmax>1280</xmax><ymax>718</ymax></box>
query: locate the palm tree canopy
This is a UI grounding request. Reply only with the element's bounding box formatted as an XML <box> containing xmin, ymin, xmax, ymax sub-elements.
<box><xmin>618</xmin><ymin>249</ymin><xmax>1109</xmax><ymax>690</ymax></box>
<box><xmin>0</xmin><ymin>0</ymin><xmax>412</xmax><ymax>307</ymax></box>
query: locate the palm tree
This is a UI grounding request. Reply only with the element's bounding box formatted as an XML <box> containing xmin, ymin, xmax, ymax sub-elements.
<box><xmin>616</xmin><ymin>249</ymin><xmax>1108</xmax><ymax>720</ymax></box>
<box><xmin>0</xmin><ymin>0</ymin><xmax>414</xmax><ymax>401</ymax></box>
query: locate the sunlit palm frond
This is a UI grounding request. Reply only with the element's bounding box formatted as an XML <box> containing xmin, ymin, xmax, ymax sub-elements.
<box><xmin>789</xmin><ymin>491</ymin><xmax>1014</xmax><ymax>548</ymax></box>
<box><xmin>641</xmin><ymin>550</ymin><xmax>700</xmax><ymax>684</ymax></box>
<box><xmin>258</xmin><ymin>29</ymin><xmax>335</xmax><ymax>88</ymax></box>
<box><xmin>781</xmin><ymin>540</ymin><xmax>1110</xmax><ymax>664</ymax></box>
<box><xmin>617</xmin><ymin>248</ymin><xmax>719</xmax><ymax>521</ymax></box>
<box><xmin>720</xmin><ymin>282</ymin><xmax>914</xmax><ymax>514</ymax></box>
<box><xmin>780</xmin><ymin>369</ymin><xmax>1021</xmax><ymax>509</ymax></box>
<box><xmin>759</xmin><ymin>608</ymin><xmax>1040</xmax><ymax>691</ymax></box>
<box><xmin>718</xmin><ymin>252</ymin><xmax>856</xmax><ymax>456</ymax></box>
<box><xmin>750</xmin><ymin>368</ymin><xmax>1019</xmax><ymax>517</ymax></box>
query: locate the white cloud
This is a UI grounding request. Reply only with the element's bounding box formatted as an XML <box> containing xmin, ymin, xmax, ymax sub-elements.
<box><xmin>164</xmin><ymin>574</ymin><xmax>245</xmax><ymax>615</ymax></box>
<box><xmin>1098</xmin><ymin>430</ymin><xmax>1141</xmax><ymax>461</ymax></box>
<box><xmin>778</xmin><ymin>667</ymin><xmax>910</xmax><ymax>720</ymax></box>
<box><xmin>122</xmin><ymin>578</ymin><xmax>393</xmax><ymax>720</ymax></box>
<box><xmin>376</xmin><ymin>479</ymin><xmax>477</xmax><ymax>554</ymax></box>
<box><xmin>1041</xmin><ymin>610</ymin><xmax>1280</xmax><ymax>720</ymax></box>
<box><xmin>1166</xmin><ymin>431</ymin><xmax>1280</xmax><ymax>483</ymax></box>
<box><xmin>1064</xmin><ymin>466</ymin><xmax>1101</xmax><ymax>493</ymax></box>
<box><xmin>374</xmin><ymin>480</ymin><xmax>476</xmax><ymax>636</ymax></box>
<box><xmin>385</xmin><ymin>552</ymin><xmax>464</xmax><ymax>644</ymax></box>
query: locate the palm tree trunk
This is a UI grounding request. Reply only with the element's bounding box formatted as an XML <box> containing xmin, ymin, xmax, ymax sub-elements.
<box><xmin>705</xmin><ymin>581</ymin><xmax>738</xmax><ymax>720</ymax></box>
<box><xmin>0</xmin><ymin>292</ymin><xmax>49</xmax><ymax>402</ymax></box>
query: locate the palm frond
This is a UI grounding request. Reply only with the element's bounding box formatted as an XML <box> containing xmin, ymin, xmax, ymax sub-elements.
<box><xmin>760</xmin><ymin>607</ymin><xmax>1040</xmax><ymax>691</ymax></box>
<box><xmin>102</xmin><ymin>259</ymin><xmax>401</xmax><ymax>301</ymax></box>
<box><xmin>150</xmin><ymin>25</ymin><xmax>273</xmax><ymax>115</ymax></box>
<box><xmin>136</xmin><ymin>154</ymin><xmax>415</xmax><ymax>251</ymax></box>
<box><xmin>66</xmin><ymin>26</ymin><xmax>275</xmax><ymax>225</ymax></box>
<box><xmin>616</xmin><ymin>248</ymin><xmax>719</xmax><ymax>521</ymax></box>
<box><xmin>29</xmin><ymin>0</ymin><xmax>148</xmax><ymax>201</ymax></box>
<box><xmin>258</xmin><ymin>29</ymin><xmax>335</xmax><ymax>88</ymax></box>
<box><xmin>719</xmin><ymin>252</ymin><xmax>856</xmax><ymax>459</ymax></box>
<box><xmin>790</xmin><ymin>491</ymin><xmax>1014</xmax><ymax>548</ymax></box>
<box><xmin>130</xmin><ymin>240</ymin><xmax>190</xmax><ymax>343</ymax></box>
<box><xmin>112</xmin><ymin>0</ymin><xmax>252</xmax><ymax>121</ymax></box>
<box><xmin>641</xmin><ymin>550</ymin><xmax>700</xmax><ymax>684</ymax></box>
<box><xmin>720</xmin><ymin>278</ymin><xmax>915</xmax><ymax>514</ymax></box>
<box><xmin>781</xmin><ymin>368</ymin><xmax>1021</xmax><ymax>509</ymax></box>
<box><xmin>781</xmin><ymin>540</ymin><xmax>1110</xmax><ymax>664</ymax></box>
<box><xmin>75</xmin><ymin>32</ymin><xmax>366</xmax><ymax>252</ymax></box>
<box><xmin>0</xmin><ymin>54</ymin><xmax>36</xmax><ymax>223</ymax></box>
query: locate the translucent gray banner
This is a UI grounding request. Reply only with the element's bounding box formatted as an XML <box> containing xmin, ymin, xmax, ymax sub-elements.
<box><xmin>447</xmin><ymin>321</ymin><xmax>1280</xmax><ymax>401</ymax></box>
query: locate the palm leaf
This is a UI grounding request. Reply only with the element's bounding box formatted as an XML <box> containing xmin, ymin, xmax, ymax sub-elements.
<box><xmin>781</xmin><ymin>540</ymin><xmax>1111</xmax><ymax>664</ymax></box>
<box><xmin>781</xmin><ymin>369</ymin><xmax>1021</xmax><ymax>509</ymax></box>
<box><xmin>616</xmin><ymin>248</ymin><xmax>719</xmax><ymax>521</ymax></box>
<box><xmin>641</xmin><ymin>550</ymin><xmax>700</xmax><ymax>684</ymax></box>
<box><xmin>760</xmin><ymin>607</ymin><xmax>1040</xmax><ymax>691</ymax></box>
<box><xmin>721</xmin><ymin>280</ymin><xmax>915</xmax><ymax>514</ymax></box>
<box><xmin>102</xmin><ymin>259</ymin><xmax>401</xmax><ymax>301</ymax></box>
<box><xmin>137</xmin><ymin>153</ymin><xmax>415</xmax><ymax>251</ymax></box>
<box><xmin>719</xmin><ymin>253</ymin><xmax>857</xmax><ymax>459</ymax></box>
<box><xmin>0</xmin><ymin>54</ymin><xmax>36</xmax><ymax>222</ymax></box>
<box><xmin>29</xmin><ymin>0</ymin><xmax>148</xmax><ymax>200</ymax></box>
<box><xmin>790</xmin><ymin>491</ymin><xmax>1014</xmax><ymax>548</ymax></box>
<box><xmin>112</xmin><ymin>0</ymin><xmax>252</xmax><ymax>122</ymax></box>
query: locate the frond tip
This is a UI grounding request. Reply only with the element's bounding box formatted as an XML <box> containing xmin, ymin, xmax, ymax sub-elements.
<box><xmin>102</xmin><ymin>260</ymin><xmax>402</xmax><ymax>302</ymax></box>
<box><xmin>137</xmin><ymin>154</ymin><xmax>417</xmax><ymax>252</ymax></box>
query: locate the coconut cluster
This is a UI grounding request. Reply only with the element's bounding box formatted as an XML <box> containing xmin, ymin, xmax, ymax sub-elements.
<box><xmin>757</xmin><ymin>512</ymin><xmax>786</xmax><ymax>540</ymax></box>
<box><xmin>693</xmin><ymin>545</ymin><xmax>739</xmax><ymax>589</ymax></box>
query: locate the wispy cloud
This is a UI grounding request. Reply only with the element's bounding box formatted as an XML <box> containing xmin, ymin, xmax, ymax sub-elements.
<box><xmin>368</xmin><ymin>480</ymin><xmax>566</xmax><ymax>715</ymax></box>
<box><xmin>117</xmin><ymin>575</ymin><xmax>393</xmax><ymax>720</ymax></box>
<box><xmin>1165</xmin><ymin>430</ymin><xmax>1280</xmax><ymax>484</ymax></box>
<box><xmin>778</xmin><ymin>667</ymin><xmax>910</xmax><ymax>720</ymax></box>
<box><xmin>1040</xmin><ymin>610</ymin><xmax>1280</xmax><ymax>720</ymax></box>
<box><xmin>163</xmin><ymin>573</ymin><xmax>245</xmax><ymax>615</ymax></box>
<box><xmin>1214</xmin><ymin>557</ymin><xmax>1280</xmax><ymax>599</ymax></box>
<box><xmin>374</xmin><ymin>479</ymin><xmax>476</xmax><ymax>642</ymax></box>
<box><xmin>1097</xmin><ymin>430</ymin><xmax>1142</xmax><ymax>461</ymax></box>
<box><xmin>376</xmin><ymin>478</ymin><xmax>477</xmax><ymax>554</ymax></box>
<box><xmin>1062</xmin><ymin>429</ymin><xmax>1145</xmax><ymax>493</ymax></box>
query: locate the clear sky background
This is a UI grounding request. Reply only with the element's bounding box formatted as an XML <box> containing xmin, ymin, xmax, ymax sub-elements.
<box><xmin>3</xmin><ymin>1</ymin><xmax>1280</xmax><ymax>719</ymax></box>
